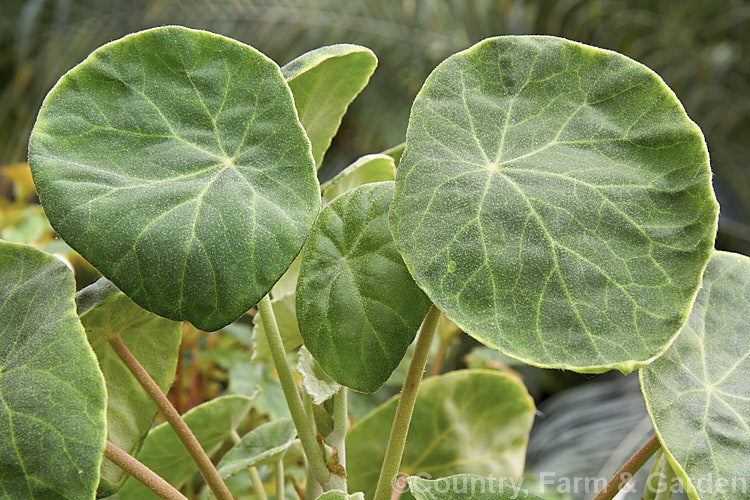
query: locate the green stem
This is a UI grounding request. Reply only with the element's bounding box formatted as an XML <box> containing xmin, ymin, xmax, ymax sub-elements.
<box><xmin>654</xmin><ymin>455</ymin><xmax>676</xmax><ymax>500</ymax></box>
<box><xmin>373</xmin><ymin>305</ymin><xmax>441</xmax><ymax>500</ymax></box>
<box><xmin>593</xmin><ymin>434</ymin><xmax>661</xmax><ymax>500</ymax></box>
<box><xmin>323</xmin><ymin>387</ymin><xmax>348</xmax><ymax>492</ymax></box>
<box><xmin>258</xmin><ymin>295</ymin><xmax>330</xmax><ymax>487</ymax></box>
<box><xmin>643</xmin><ymin>449</ymin><xmax>664</xmax><ymax>500</ymax></box>
<box><xmin>104</xmin><ymin>440</ymin><xmax>187</xmax><ymax>500</ymax></box>
<box><xmin>276</xmin><ymin>460</ymin><xmax>285</xmax><ymax>500</ymax></box>
<box><xmin>249</xmin><ymin>467</ymin><xmax>268</xmax><ymax>500</ymax></box>
<box><xmin>110</xmin><ymin>336</ymin><xmax>233</xmax><ymax>500</ymax></box>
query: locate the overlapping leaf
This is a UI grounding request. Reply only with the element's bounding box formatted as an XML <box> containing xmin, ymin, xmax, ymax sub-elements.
<box><xmin>347</xmin><ymin>370</ymin><xmax>535</xmax><ymax>499</ymax></box>
<box><xmin>216</xmin><ymin>418</ymin><xmax>297</xmax><ymax>478</ymax></box>
<box><xmin>320</xmin><ymin>154</ymin><xmax>396</xmax><ymax>204</ymax></box>
<box><xmin>282</xmin><ymin>44</ymin><xmax>377</xmax><ymax>167</ymax></box>
<box><xmin>296</xmin><ymin>182</ymin><xmax>431</xmax><ymax>392</ymax></box>
<box><xmin>28</xmin><ymin>26</ymin><xmax>320</xmax><ymax>331</ymax></box>
<box><xmin>76</xmin><ymin>278</ymin><xmax>181</xmax><ymax>496</ymax></box>
<box><xmin>119</xmin><ymin>395</ymin><xmax>253</xmax><ymax>499</ymax></box>
<box><xmin>641</xmin><ymin>251</ymin><xmax>750</xmax><ymax>500</ymax></box>
<box><xmin>389</xmin><ymin>35</ymin><xmax>718</xmax><ymax>373</ymax></box>
<box><xmin>0</xmin><ymin>241</ymin><xmax>106</xmax><ymax>499</ymax></box>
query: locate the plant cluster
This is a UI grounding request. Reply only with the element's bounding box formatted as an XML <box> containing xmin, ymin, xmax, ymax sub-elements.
<box><xmin>0</xmin><ymin>25</ymin><xmax>747</xmax><ymax>500</ymax></box>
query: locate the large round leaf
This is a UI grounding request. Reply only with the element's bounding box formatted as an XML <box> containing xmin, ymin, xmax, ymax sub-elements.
<box><xmin>640</xmin><ymin>251</ymin><xmax>750</xmax><ymax>500</ymax></box>
<box><xmin>0</xmin><ymin>241</ymin><xmax>107</xmax><ymax>499</ymax></box>
<box><xmin>76</xmin><ymin>278</ymin><xmax>181</xmax><ymax>496</ymax></box>
<box><xmin>296</xmin><ymin>182</ymin><xmax>431</xmax><ymax>392</ymax></box>
<box><xmin>346</xmin><ymin>370</ymin><xmax>535</xmax><ymax>499</ymax></box>
<box><xmin>390</xmin><ymin>35</ymin><xmax>718</xmax><ymax>373</ymax></box>
<box><xmin>28</xmin><ymin>26</ymin><xmax>320</xmax><ymax>331</ymax></box>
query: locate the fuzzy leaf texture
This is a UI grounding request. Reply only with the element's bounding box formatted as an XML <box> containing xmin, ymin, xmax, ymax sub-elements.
<box><xmin>408</xmin><ymin>475</ymin><xmax>545</xmax><ymax>500</ymax></box>
<box><xmin>296</xmin><ymin>182</ymin><xmax>431</xmax><ymax>392</ymax></box>
<box><xmin>28</xmin><ymin>26</ymin><xmax>320</xmax><ymax>331</ymax></box>
<box><xmin>76</xmin><ymin>278</ymin><xmax>181</xmax><ymax>496</ymax></box>
<box><xmin>0</xmin><ymin>241</ymin><xmax>106</xmax><ymax>499</ymax></box>
<box><xmin>216</xmin><ymin>418</ymin><xmax>297</xmax><ymax>478</ymax></box>
<box><xmin>346</xmin><ymin>370</ymin><xmax>535</xmax><ymax>499</ymax></box>
<box><xmin>389</xmin><ymin>35</ymin><xmax>719</xmax><ymax>373</ymax></box>
<box><xmin>641</xmin><ymin>251</ymin><xmax>750</xmax><ymax>500</ymax></box>
<box><xmin>282</xmin><ymin>44</ymin><xmax>377</xmax><ymax>167</ymax></box>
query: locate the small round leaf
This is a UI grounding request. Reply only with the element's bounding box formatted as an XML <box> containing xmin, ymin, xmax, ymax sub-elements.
<box><xmin>390</xmin><ymin>35</ymin><xmax>718</xmax><ymax>373</ymax></box>
<box><xmin>28</xmin><ymin>26</ymin><xmax>320</xmax><ymax>331</ymax></box>
<box><xmin>297</xmin><ymin>182</ymin><xmax>431</xmax><ymax>392</ymax></box>
<box><xmin>641</xmin><ymin>251</ymin><xmax>750</xmax><ymax>500</ymax></box>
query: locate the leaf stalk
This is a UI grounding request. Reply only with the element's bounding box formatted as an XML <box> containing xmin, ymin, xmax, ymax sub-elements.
<box><xmin>593</xmin><ymin>434</ymin><xmax>661</xmax><ymax>500</ymax></box>
<box><xmin>104</xmin><ymin>440</ymin><xmax>187</xmax><ymax>500</ymax></box>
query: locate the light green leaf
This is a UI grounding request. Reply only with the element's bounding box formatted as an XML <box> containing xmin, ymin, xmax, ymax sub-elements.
<box><xmin>119</xmin><ymin>395</ymin><xmax>253</xmax><ymax>499</ymax></box>
<box><xmin>28</xmin><ymin>26</ymin><xmax>320</xmax><ymax>331</ymax></box>
<box><xmin>251</xmin><ymin>291</ymin><xmax>302</xmax><ymax>362</ymax></box>
<box><xmin>390</xmin><ymin>35</ymin><xmax>718</xmax><ymax>373</ymax></box>
<box><xmin>408</xmin><ymin>475</ymin><xmax>544</xmax><ymax>500</ymax></box>
<box><xmin>640</xmin><ymin>251</ymin><xmax>750</xmax><ymax>500</ymax></box>
<box><xmin>297</xmin><ymin>346</ymin><xmax>341</xmax><ymax>405</ymax></box>
<box><xmin>380</xmin><ymin>142</ymin><xmax>405</xmax><ymax>166</ymax></box>
<box><xmin>217</xmin><ymin>418</ymin><xmax>297</xmax><ymax>478</ymax></box>
<box><xmin>296</xmin><ymin>182</ymin><xmax>431</xmax><ymax>392</ymax></box>
<box><xmin>282</xmin><ymin>44</ymin><xmax>377</xmax><ymax>167</ymax></box>
<box><xmin>0</xmin><ymin>241</ymin><xmax>106</xmax><ymax>499</ymax></box>
<box><xmin>76</xmin><ymin>278</ymin><xmax>181</xmax><ymax>496</ymax></box>
<box><xmin>317</xmin><ymin>491</ymin><xmax>365</xmax><ymax>500</ymax></box>
<box><xmin>321</xmin><ymin>154</ymin><xmax>396</xmax><ymax>204</ymax></box>
<box><xmin>347</xmin><ymin>370</ymin><xmax>535</xmax><ymax>499</ymax></box>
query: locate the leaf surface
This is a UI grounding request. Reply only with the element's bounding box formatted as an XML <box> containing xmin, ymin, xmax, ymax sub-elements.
<box><xmin>317</xmin><ymin>492</ymin><xmax>365</xmax><ymax>499</ymax></box>
<box><xmin>119</xmin><ymin>395</ymin><xmax>253</xmax><ymax>499</ymax></box>
<box><xmin>28</xmin><ymin>26</ymin><xmax>320</xmax><ymax>331</ymax></box>
<box><xmin>76</xmin><ymin>278</ymin><xmax>181</xmax><ymax>496</ymax></box>
<box><xmin>282</xmin><ymin>44</ymin><xmax>377</xmax><ymax>167</ymax></box>
<box><xmin>320</xmin><ymin>154</ymin><xmax>396</xmax><ymax>204</ymax></box>
<box><xmin>389</xmin><ymin>35</ymin><xmax>718</xmax><ymax>373</ymax></box>
<box><xmin>216</xmin><ymin>418</ymin><xmax>297</xmax><ymax>478</ymax></box>
<box><xmin>408</xmin><ymin>475</ymin><xmax>544</xmax><ymax>500</ymax></box>
<box><xmin>346</xmin><ymin>370</ymin><xmax>535</xmax><ymax>499</ymax></box>
<box><xmin>296</xmin><ymin>182</ymin><xmax>431</xmax><ymax>392</ymax></box>
<box><xmin>640</xmin><ymin>251</ymin><xmax>750</xmax><ymax>500</ymax></box>
<box><xmin>0</xmin><ymin>241</ymin><xmax>106</xmax><ymax>499</ymax></box>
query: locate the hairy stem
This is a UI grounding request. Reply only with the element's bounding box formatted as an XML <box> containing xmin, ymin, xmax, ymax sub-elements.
<box><xmin>276</xmin><ymin>460</ymin><xmax>285</xmax><ymax>500</ymax></box>
<box><xmin>593</xmin><ymin>434</ymin><xmax>661</xmax><ymax>500</ymax></box>
<box><xmin>109</xmin><ymin>336</ymin><xmax>233</xmax><ymax>500</ymax></box>
<box><xmin>324</xmin><ymin>387</ymin><xmax>348</xmax><ymax>491</ymax></box>
<box><xmin>258</xmin><ymin>295</ymin><xmax>330</xmax><ymax>487</ymax></box>
<box><xmin>373</xmin><ymin>305</ymin><xmax>442</xmax><ymax>500</ymax></box>
<box><xmin>104</xmin><ymin>440</ymin><xmax>187</xmax><ymax>500</ymax></box>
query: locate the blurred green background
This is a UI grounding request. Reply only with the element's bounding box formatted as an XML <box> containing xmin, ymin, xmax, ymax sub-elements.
<box><xmin>1</xmin><ymin>0</ymin><xmax>749</xmax><ymax>255</ymax></box>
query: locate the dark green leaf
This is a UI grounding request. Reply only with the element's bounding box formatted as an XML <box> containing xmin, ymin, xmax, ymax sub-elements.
<box><xmin>119</xmin><ymin>395</ymin><xmax>253</xmax><ymax>499</ymax></box>
<box><xmin>297</xmin><ymin>182</ymin><xmax>431</xmax><ymax>392</ymax></box>
<box><xmin>347</xmin><ymin>370</ymin><xmax>535</xmax><ymax>499</ymax></box>
<box><xmin>216</xmin><ymin>418</ymin><xmax>296</xmax><ymax>478</ymax></box>
<box><xmin>390</xmin><ymin>35</ymin><xmax>718</xmax><ymax>373</ymax></box>
<box><xmin>0</xmin><ymin>241</ymin><xmax>106</xmax><ymax>499</ymax></box>
<box><xmin>282</xmin><ymin>44</ymin><xmax>377</xmax><ymax>167</ymax></box>
<box><xmin>641</xmin><ymin>251</ymin><xmax>750</xmax><ymax>500</ymax></box>
<box><xmin>76</xmin><ymin>278</ymin><xmax>181</xmax><ymax>496</ymax></box>
<box><xmin>28</xmin><ymin>26</ymin><xmax>320</xmax><ymax>331</ymax></box>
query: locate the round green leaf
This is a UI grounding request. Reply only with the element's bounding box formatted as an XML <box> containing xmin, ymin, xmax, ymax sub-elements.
<box><xmin>346</xmin><ymin>370</ymin><xmax>535</xmax><ymax>499</ymax></box>
<box><xmin>640</xmin><ymin>251</ymin><xmax>750</xmax><ymax>500</ymax></box>
<box><xmin>408</xmin><ymin>475</ymin><xmax>544</xmax><ymax>500</ymax></box>
<box><xmin>216</xmin><ymin>418</ymin><xmax>297</xmax><ymax>478</ymax></box>
<box><xmin>282</xmin><ymin>44</ymin><xmax>377</xmax><ymax>167</ymax></box>
<box><xmin>390</xmin><ymin>35</ymin><xmax>718</xmax><ymax>373</ymax></box>
<box><xmin>0</xmin><ymin>241</ymin><xmax>107</xmax><ymax>499</ymax></box>
<box><xmin>296</xmin><ymin>182</ymin><xmax>431</xmax><ymax>392</ymax></box>
<box><xmin>28</xmin><ymin>26</ymin><xmax>320</xmax><ymax>331</ymax></box>
<box><xmin>119</xmin><ymin>395</ymin><xmax>253</xmax><ymax>499</ymax></box>
<box><xmin>76</xmin><ymin>278</ymin><xmax>181</xmax><ymax>496</ymax></box>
